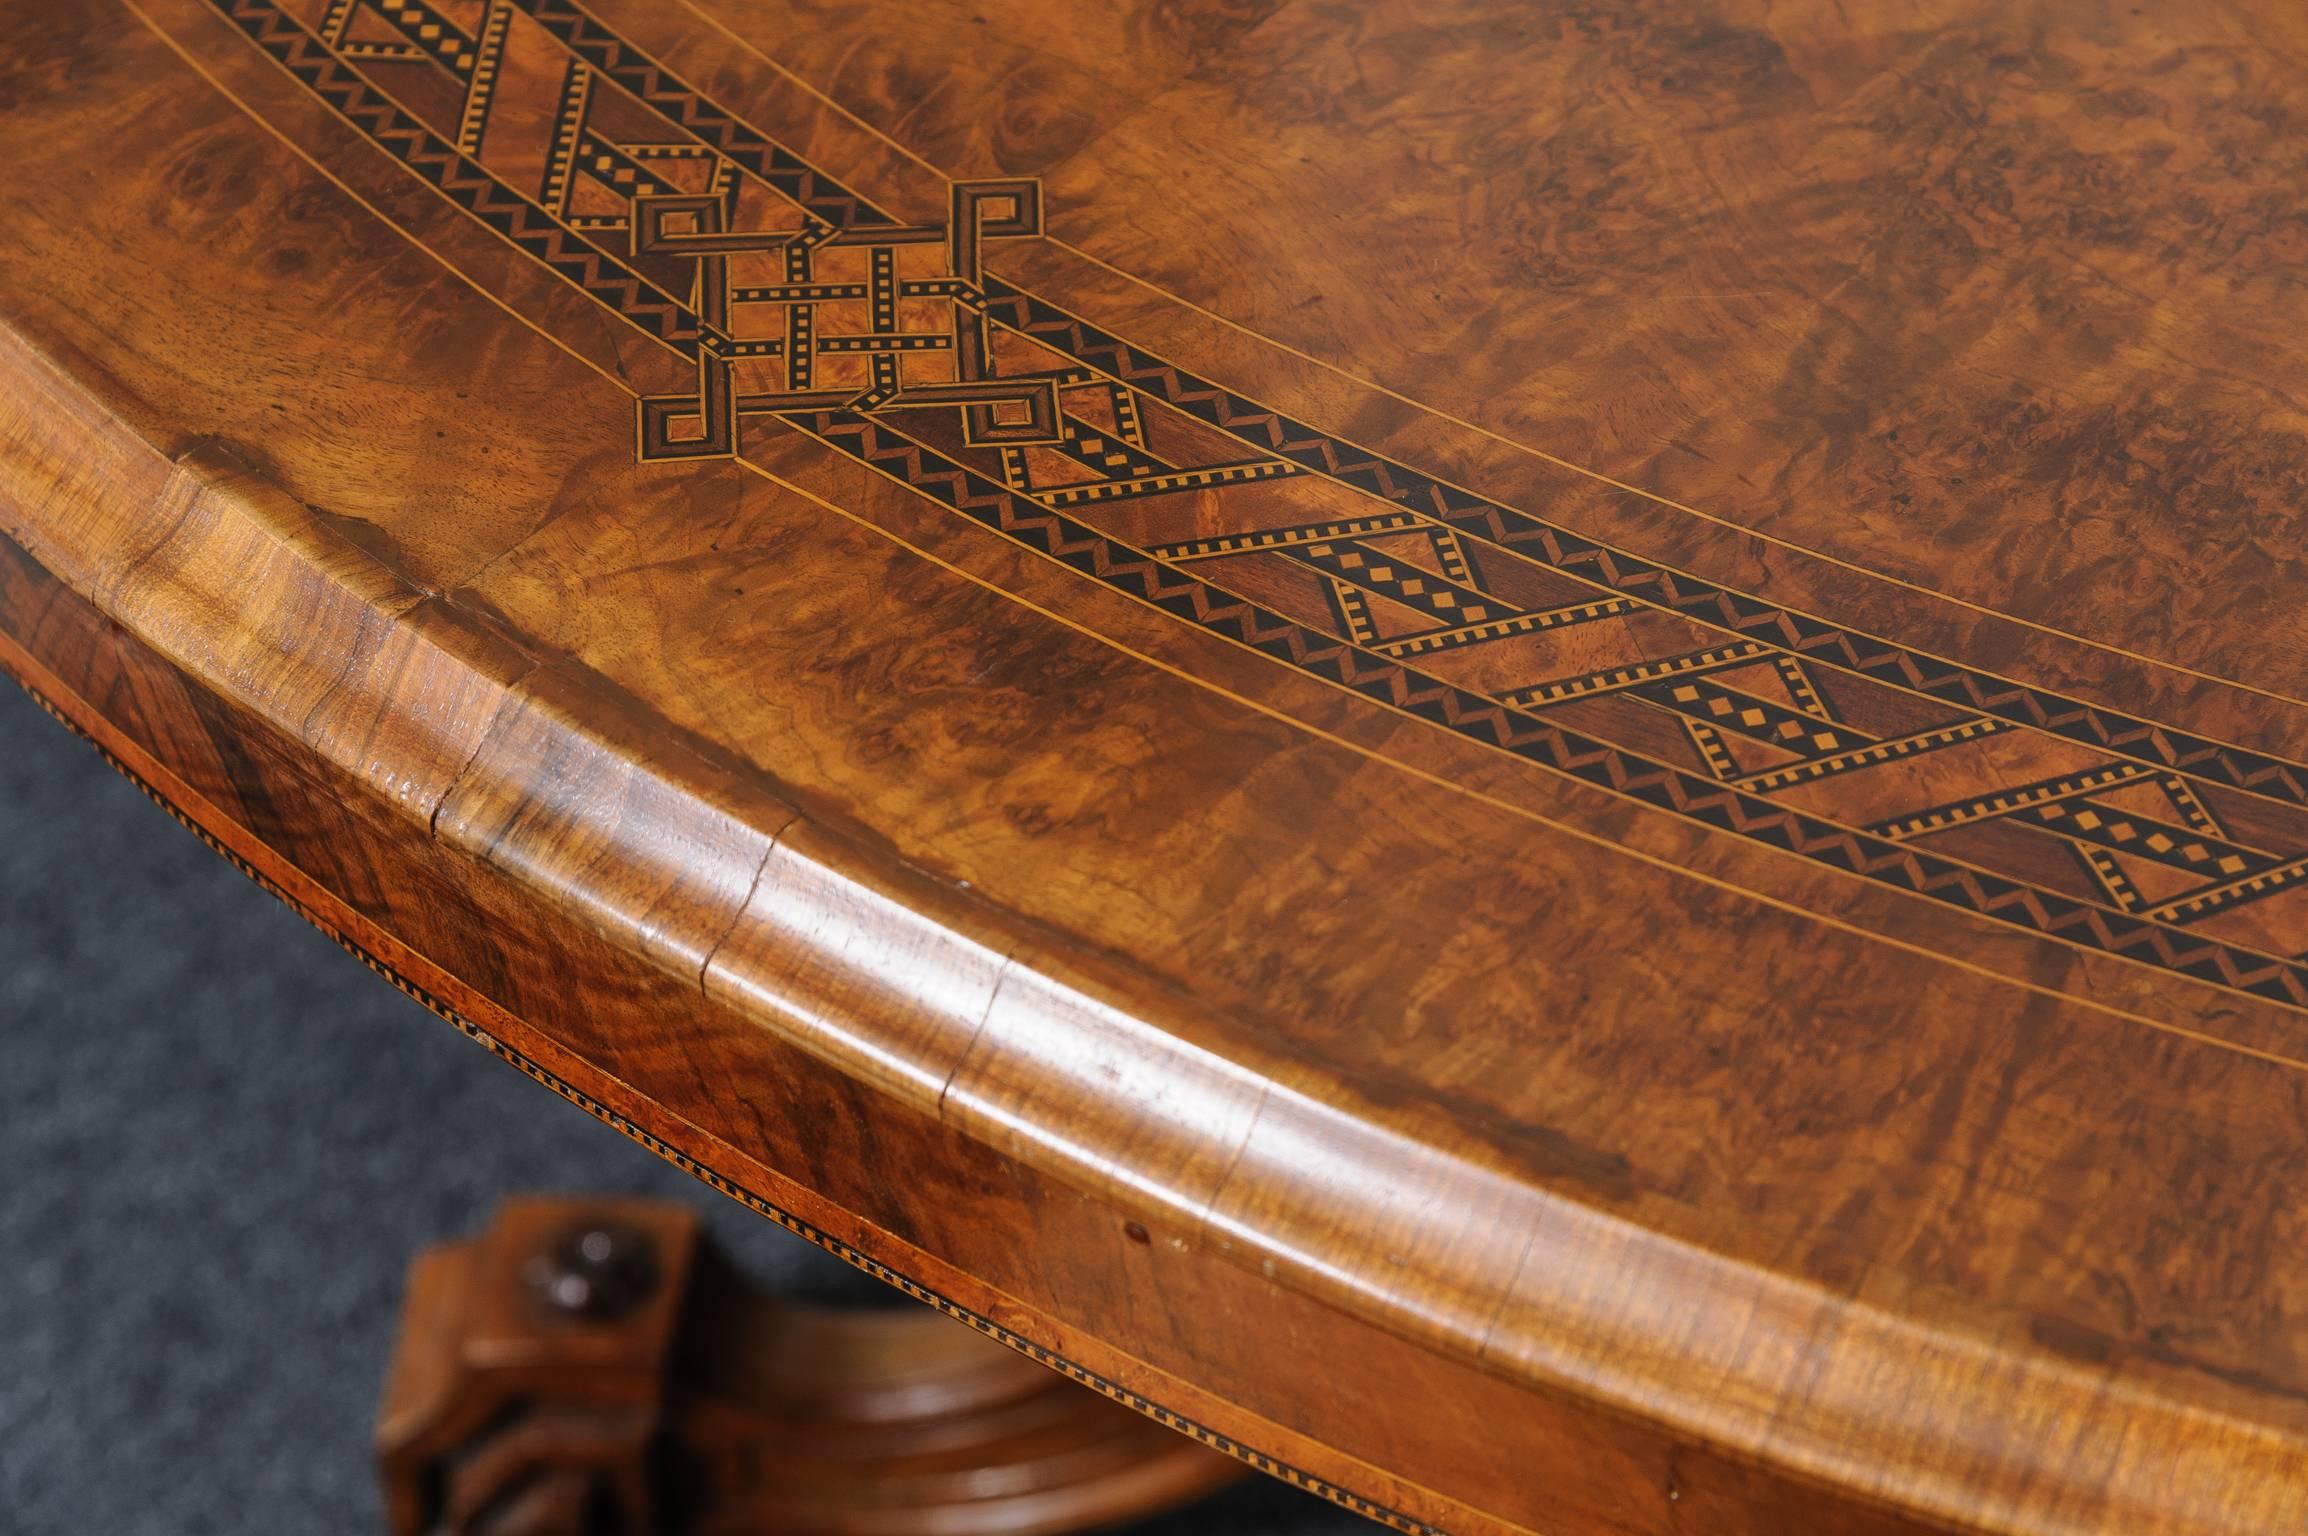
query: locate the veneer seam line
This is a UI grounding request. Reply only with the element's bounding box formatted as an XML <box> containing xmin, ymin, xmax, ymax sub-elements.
<box><xmin>689</xmin><ymin>824</ymin><xmax>791</xmax><ymax>992</ymax></box>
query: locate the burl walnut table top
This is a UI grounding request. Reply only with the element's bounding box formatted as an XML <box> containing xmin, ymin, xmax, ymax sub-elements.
<box><xmin>4</xmin><ymin>3</ymin><xmax>2307</xmax><ymax>1533</ymax></box>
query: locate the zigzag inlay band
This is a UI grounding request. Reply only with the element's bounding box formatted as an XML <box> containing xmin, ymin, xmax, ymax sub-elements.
<box><xmin>977</xmin><ymin>275</ymin><xmax>2308</xmax><ymax>814</ymax></box>
<box><xmin>190</xmin><ymin>0</ymin><xmax>2308</xmax><ymax>1014</ymax></box>
<box><xmin>795</xmin><ymin>407</ymin><xmax>2308</xmax><ymax>1008</ymax></box>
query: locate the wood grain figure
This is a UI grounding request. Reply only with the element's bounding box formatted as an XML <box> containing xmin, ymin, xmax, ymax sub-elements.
<box><xmin>4</xmin><ymin>2</ymin><xmax>2307</xmax><ymax>1532</ymax></box>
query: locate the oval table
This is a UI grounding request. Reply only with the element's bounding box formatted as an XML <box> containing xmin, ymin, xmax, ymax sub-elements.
<box><xmin>5</xmin><ymin>2</ymin><xmax>2308</xmax><ymax>1533</ymax></box>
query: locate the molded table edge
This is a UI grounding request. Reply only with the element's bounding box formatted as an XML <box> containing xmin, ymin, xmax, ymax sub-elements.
<box><xmin>0</xmin><ymin>310</ymin><xmax>2294</xmax><ymax>1536</ymax></box>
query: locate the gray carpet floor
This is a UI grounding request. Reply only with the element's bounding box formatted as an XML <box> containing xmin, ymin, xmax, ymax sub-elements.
<box><xmin>0</xmin><ymin>680</ymin><xmax>1371</xmax><ymax>1535</ymax></box>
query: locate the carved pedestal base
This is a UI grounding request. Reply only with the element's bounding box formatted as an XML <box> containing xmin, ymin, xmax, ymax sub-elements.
<box><xmin>379</xmin><ymin>1199</ymin><xmax>1242</xmax><ymax>1535</ymax></box>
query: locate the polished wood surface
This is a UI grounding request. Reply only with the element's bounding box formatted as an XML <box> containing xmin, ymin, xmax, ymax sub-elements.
<box><xmin>4</xmin><ymin>3</ymin><xmax>2307</xmax><ymax>1533</ymax></box>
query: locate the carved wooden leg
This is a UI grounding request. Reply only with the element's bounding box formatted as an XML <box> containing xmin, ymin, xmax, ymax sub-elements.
<box><xmin>378</xmin><ymin>1198</ymin><xmax>1243</xmax><ymax>1535</ymax></box>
